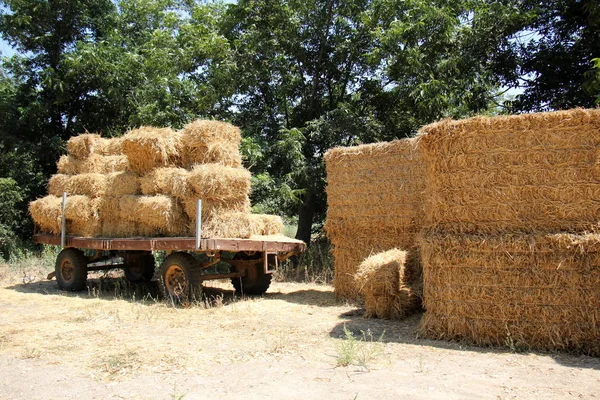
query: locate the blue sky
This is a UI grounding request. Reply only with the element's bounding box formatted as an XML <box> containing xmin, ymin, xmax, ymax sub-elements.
<box><xmin>1</xmin><ymin>38</ymin><xmax>16</xmax><ymax>57</ymax></box>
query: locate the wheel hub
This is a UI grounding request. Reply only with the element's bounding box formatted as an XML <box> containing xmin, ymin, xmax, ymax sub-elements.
<box><xmin>165</xmin><ymin>265</ymin><xmax>187</xmax><ymax>296</ymax></box>
<box><xmin>60</xmin><ymin>259</ymin><xmax>74</xmax><ymax>283</ymax></box>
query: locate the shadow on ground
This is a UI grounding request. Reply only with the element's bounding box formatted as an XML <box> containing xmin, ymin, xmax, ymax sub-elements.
<box><xmin>6</xmin><ymin>275</ymin><xmax>600</xmax><ymax>371</ymax></box>
<box><xmin>329</xmin><ymin>308</ymin><xmax>600</xmax><ymax>372</ymax></box>
<box><xmin>6</xmin><ymin>274</ymin><xmax>343</xmax><ymax>309</ymax></box>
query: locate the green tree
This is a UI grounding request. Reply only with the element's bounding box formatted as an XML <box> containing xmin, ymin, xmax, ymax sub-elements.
<box><xmin>506</xmin><ymin>0</ymin><xmax>600</xmax><ymax>111</ymax></box>
<box><xmin>225</xmin><ymin>0</ymin><xmax>522</xmax><ymax>242</ymax></box>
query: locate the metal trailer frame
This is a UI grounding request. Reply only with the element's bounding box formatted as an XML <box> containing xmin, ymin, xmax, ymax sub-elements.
<box><xmin>34</xmin><ymin>194</ymin><xmax>306</xmax><ymax>299</ymax></box>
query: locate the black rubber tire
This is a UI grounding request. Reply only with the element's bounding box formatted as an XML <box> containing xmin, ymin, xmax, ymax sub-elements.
<box><xmin>55</xmin><ymin>248</ymin><xmax>88</xmax><ymax>291</ymax></box>
<box><xmin>230</xmin><ymin>253</ymin><xmax>273</xmax><ymax>295</ymax></box>
<box><xmin>123</xmin><ymin>252</ymin><xmax>155</xmax><ymax>283</ymax></box>
<box><xmin>159</xmin><ymin>252</ymin><xmax>201</xmax><ymax>304</ymax></box>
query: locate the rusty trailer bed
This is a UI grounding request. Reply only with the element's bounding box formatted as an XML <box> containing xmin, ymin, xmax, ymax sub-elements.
<box><xmin>33</xmin><ymin>233</ymin><xmax>306</xmax><ymax>254</ymax></box>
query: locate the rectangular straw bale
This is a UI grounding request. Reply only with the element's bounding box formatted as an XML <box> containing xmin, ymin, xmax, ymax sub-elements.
<box><xmin>67</xmin><ymin>133</ymin><xmax>102</xmax><ymax>159</ymax></box>
<box><xmin>249</xmin><ymin>214</ymin><xmax>284</xmax><ymax>236</ymax></box>
<box><xmin>140</xmin><ymin>168</ymin><xmax>193</xmax><ymax>199</ymax></box>
<box><xmin>330</xmin><ymin>236</ymin><xmax>418</xmax><ymax>300</ymax></box>
<box><xmin>198</xmin><ymin>211</ymin><xmax>258</xmax><ymax>239</ymax></box>
<box><xmin>69</xmin><ymin>174</ymin><xmax>107</xmax><ymax>198</ymax></box>
<box><xmin>56</xmin><ymin>155</ymin><xmax>81</xmax><ymax>175</ymax></box>
<box><xmin>118</xmin><ymin>195</ymin><xmax>188</xmax><ymax>237</ymax></box>
<box><xmin>48</xmin><ymin>174</ymin><xmax>71</xmax><ymax>196</ymax></box>
<box><xmin>182</xmin><ymin>197</ymin><xmax>251</xmax><ymax>221</ymax></box>
<box><xmin>29</xmin><ymin>195</ymin><xmax>101</xmax><ymax>236</ymax></box>
<box><xmin>418</xmin><ymin>232</ymin><xmax>600</xmax><ymax>355</ymax></box>
<box><xmin>324</xmin><ymin>138</ymin><xmax>425</xmax><ymax>300</ymax></box>
<box><xmin>416</xmin><ymin>108</ymin><xmax>600</xmax><ymax>234</ymax></box>
<box><xmin>187</xmin><ymin>164</ymin><xmax>251</xmax><ymax>201</ymax></box>
<box><xmin>121</xmin><ymin>127</ymin><xmax>183</xmax><ymax>174</ymax></box>
<box><xmin>354</xmin><ymin>249</ymin><xmax>422</xmax><ymax>320</ymax></box>
<box><xmin>93</xmin><ymin>137</ymin><xmax>123</xmax><ymax>156</ymax></box>
<box><xmin>57</xmin><ymin>154</ymin><xmax>129</xmax><ymax>174</ymax></box>
<box><xmin>180</xmin><ymin>120</ymin><xmax>242</xmax><ymax>168</ymax></box>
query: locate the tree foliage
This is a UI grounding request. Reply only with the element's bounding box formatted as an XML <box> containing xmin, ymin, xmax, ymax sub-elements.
<box><xmin>1</xmin><ymin>0</ymin><xmax>598</xmax><ymax>250</ymax></box>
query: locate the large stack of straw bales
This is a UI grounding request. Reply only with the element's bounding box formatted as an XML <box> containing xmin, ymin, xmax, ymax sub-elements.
<box><xmin>29</xmin><ymin>121</ymin><xmax>283</xmax><ymax>239</ymax></box>
<box><xmin>416</xmin><ymin>109</ymin><xmax>600</xmax><ymax>354</ymax></box>
<box><xmin>324</xmin><ymin>139</ymin><xmax>425</xmax><ymax>301</ymax></box>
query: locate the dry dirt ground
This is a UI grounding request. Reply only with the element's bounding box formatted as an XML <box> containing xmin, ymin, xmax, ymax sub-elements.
<box><xmin>0</xmin><ymin>263</ymin><xmax>599</xmax><ymax>400</ymax></box>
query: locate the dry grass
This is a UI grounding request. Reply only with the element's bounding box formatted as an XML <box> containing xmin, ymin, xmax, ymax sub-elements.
<box><xmin>324</xmin><ymin>138</ymin><xmax>425</xmax><ymax>300</ymax></box>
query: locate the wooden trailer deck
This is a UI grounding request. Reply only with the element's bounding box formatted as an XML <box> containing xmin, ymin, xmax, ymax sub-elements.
<box><xmin>33</xmin><ymin>233</ymin><xmax>306</xmax><ymax>254</ymax></box>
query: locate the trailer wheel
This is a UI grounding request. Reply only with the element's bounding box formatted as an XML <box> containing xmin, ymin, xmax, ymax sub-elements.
<box><xmin>230</xmin><ymin>253</ymin><xmax>272</xmax><ymax>295</ymax></box>
<box><xmin>55</xmin><ymin>248</ymin><xmax>88</xmax><ymax>291</ymax></box>
<box><xmin>123</xmin><ymin>252</ymin><xmax>155</xmax><ymax>283</ymax></box>
<box><xmin>159</xmin><ymin>252</ymin><xmax>201</xmax><ymax>304</ymax></box>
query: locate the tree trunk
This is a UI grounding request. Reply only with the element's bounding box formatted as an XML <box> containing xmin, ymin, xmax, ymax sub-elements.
<box><xmin>295</xmin><ymin>191</ymin><xmax>314</xmax><ymax>245</ymax></box>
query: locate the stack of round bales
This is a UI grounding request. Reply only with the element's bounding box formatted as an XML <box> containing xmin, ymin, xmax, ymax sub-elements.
<box><xmin>29</xmin><ymin>121</ymin><xmax>284</xmax><ymax>239</ymax></box>
<box><xmin>416</xmin><ymin>108</ymin><xmax>600</xmax><ymax>354</ymax></box>
<box><xmin>324</xmin><ymin>138</ymin><xmax>425</xmax><ymax>301</ymax></box>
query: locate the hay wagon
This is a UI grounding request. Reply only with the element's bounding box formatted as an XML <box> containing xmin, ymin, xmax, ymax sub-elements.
<box><xmin>33</xmin><ymin>232</ymin><xmax>305</xmax><ymax>301</ymax></box>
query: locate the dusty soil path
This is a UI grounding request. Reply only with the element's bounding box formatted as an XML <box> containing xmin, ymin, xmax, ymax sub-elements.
<box><xmin>0</xmin><ymin>269</ymin><xmax>598</xmax><ymax>399</ymax></box>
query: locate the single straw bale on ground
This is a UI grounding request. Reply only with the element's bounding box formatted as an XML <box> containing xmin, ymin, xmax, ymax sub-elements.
<box><xmin>416</xmin><ymin>108</ymin><xmax>600</xmax><ymax>234</ymax></box>
<box><xmin>180</xmin><ymin>120</ymin><xmax>242</xmax><ymax>168</ymax></box>
<box><xmin>418</xmin><ymin>232</ymin><xmax>600</xmax><ymax>355</ymax></box>
<box><xmin>118</xmin><ymin>195</ymin><xmax>187</xmax><ymax>237</ymax></box>
<box><xmin>324</xmin><ymin>138</ymin><xmax>425</xmax><ymax>300</ymax></box>
<box><xmin>187</xmin><ymin>164</ymin><xmax>251</xmax><ymax>201</ymax></box>
<box><xmin>67</xmin><ymin>133</ymin><xmax>102</xmax><ymax>159</ymax></box>
<box><xmin>354</xmin><ymin>249</ymin><xmax>422</xmax><ymax>320</ymax></box>
<box><xmin>121</xmin><ymin>127</ymin><xmax>183</xmax><ymax>174</ymax></box>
